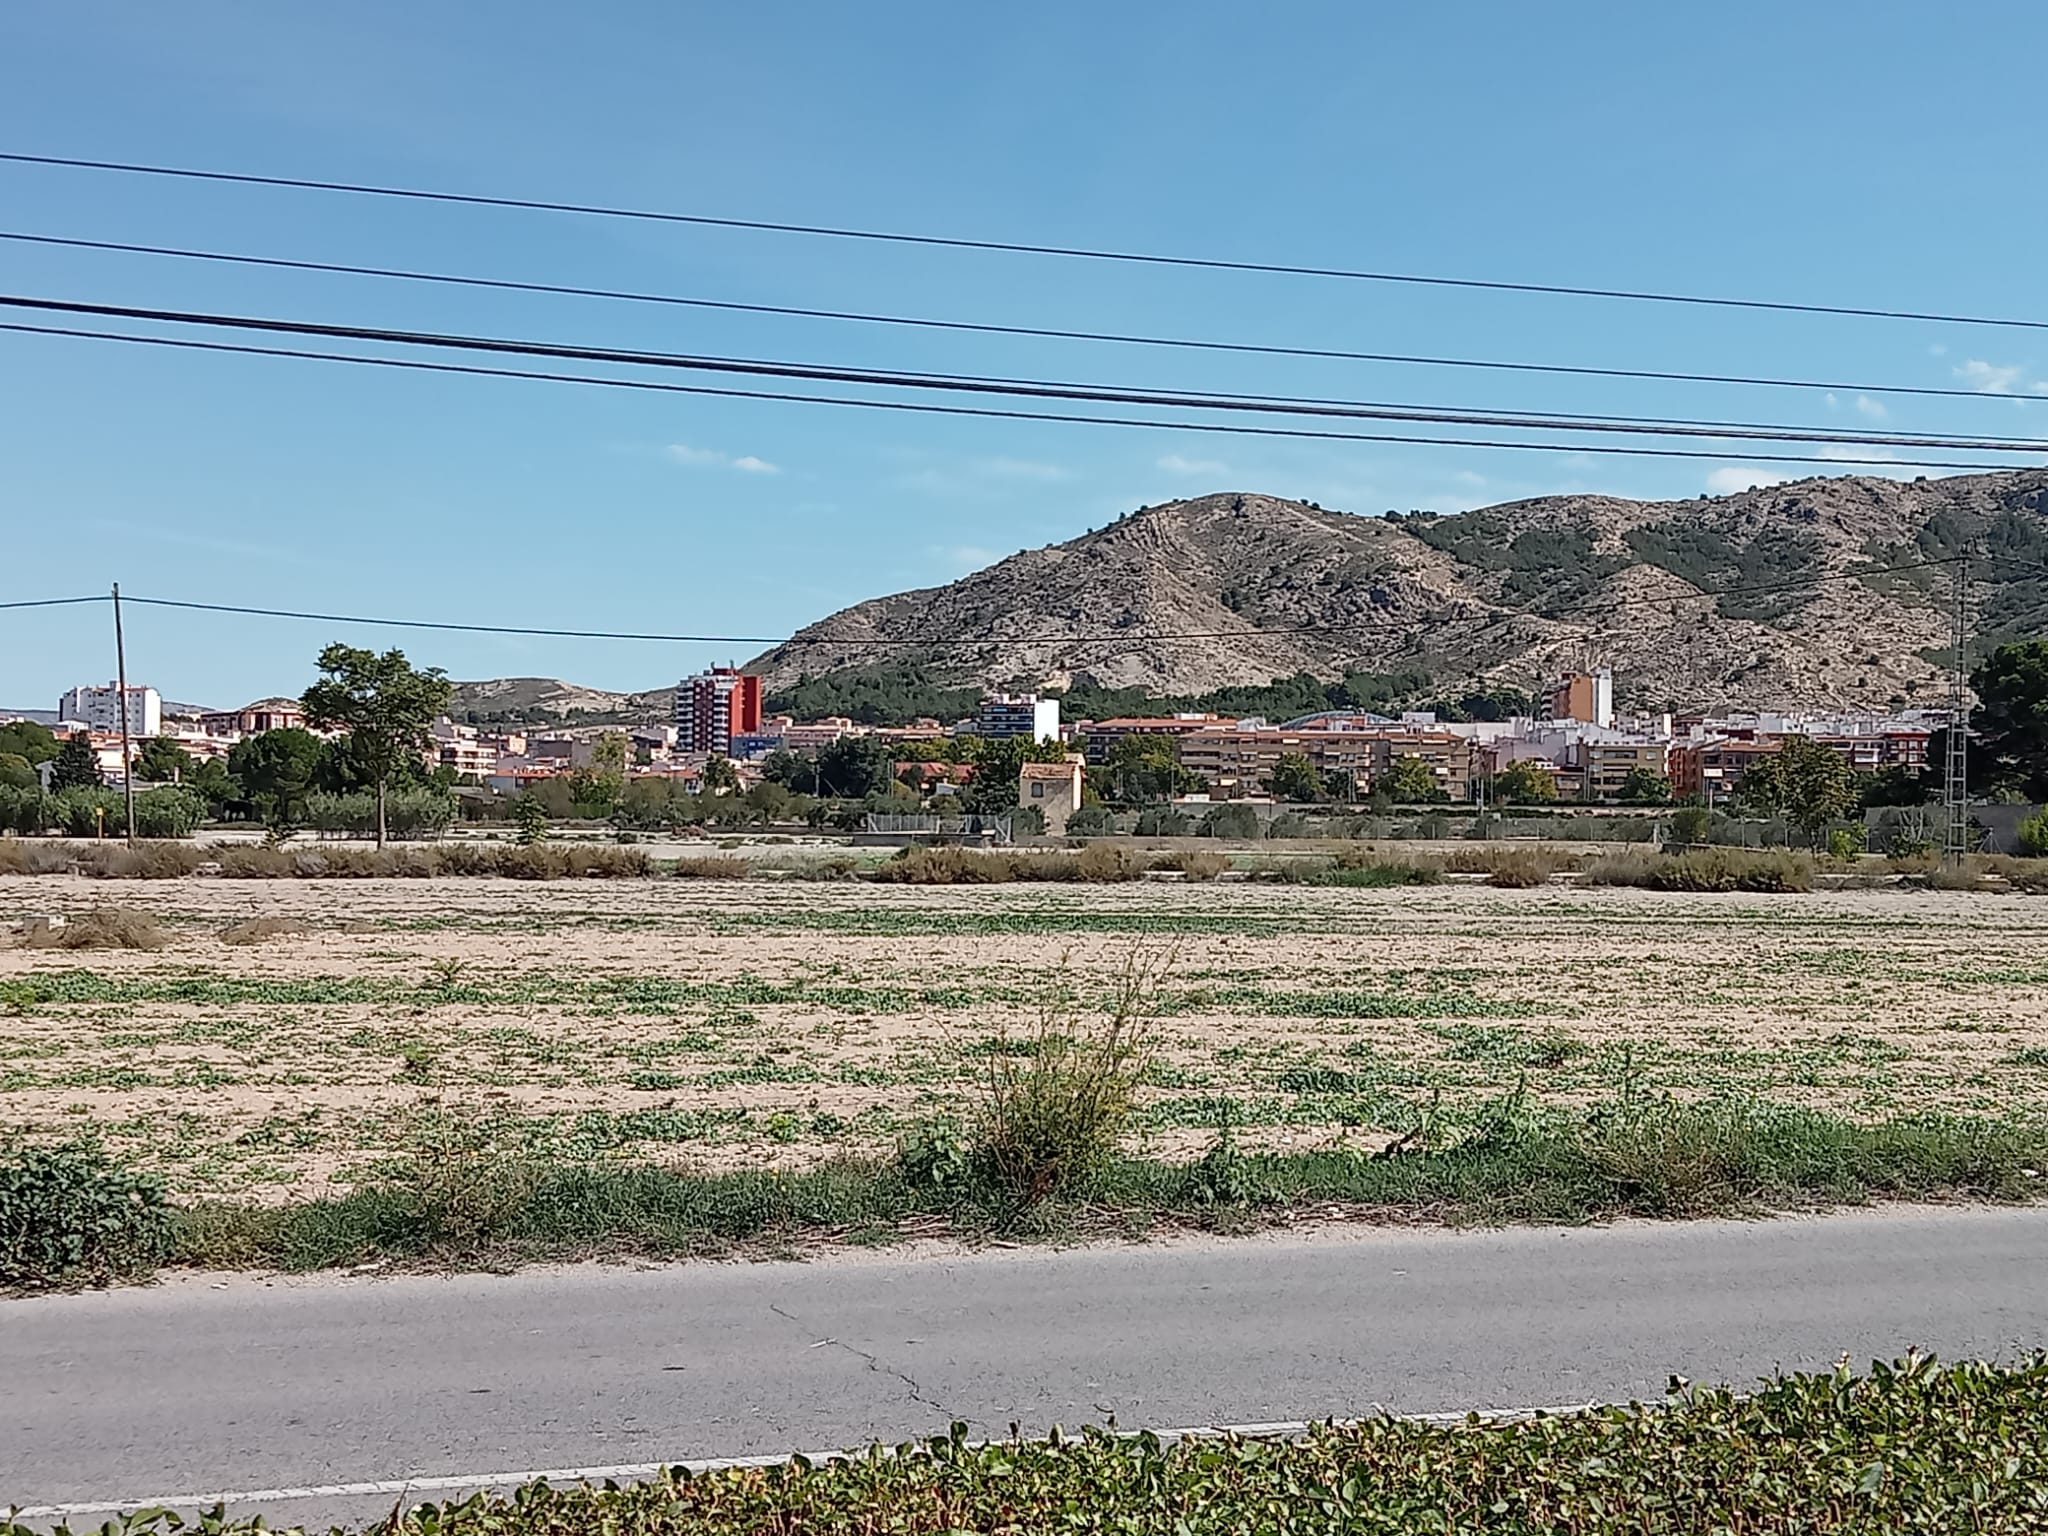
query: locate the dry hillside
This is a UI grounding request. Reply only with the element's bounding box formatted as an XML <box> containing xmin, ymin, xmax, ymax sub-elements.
<box><xmin>747</xmin><ymin>470</ymin><xmax>2048</xmax><ymax>712</ymax></box>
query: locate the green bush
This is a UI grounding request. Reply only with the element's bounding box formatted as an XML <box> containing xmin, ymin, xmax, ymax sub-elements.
<box><xmin>46</xmin><ymin>1354</ymin><xmax>2048</xmax><ymax>1532</ymax></box>
<box><xmin>1063</xmin><ymin>804</ymin><xmax>1114</xmax><ymax>837</ymax></box>
<box><xmin>133</xmin><ymin>786</ymin><xmax>205</xmax><ymax>839</ymax></box>
<box><xmin>1826</xmin><ymin>824</ymin><xmax>1868</xmax><ymax>863</ymax></box>
<box><xmin>1133</xmin><ymin>806</ymin><xmax>1191</xmax><ymax>837</ymax></box>
<box><xmin>2018</xmin><ymin>809</ymin><xmax>2048</xmax><ymax>859</ymax></box>
<box><xmin>1667</xmin><ymin>804</ymin><xmax>1713</xmax><ymax>847</ymax></box>
<box><xmin>1197</xmin><ymin>802</ymin><xmax>1263</xmax><ymax>839</ymax></box>
<box><xmin>0</xmin><ymin>1141</ymin><xmax>174</xmax><ymax>1290</ymax></box>
<box><xmin>975</xmin><ymin>967</ymin><xmax>1156</xmax><ymax>1205</ymax></box>
<box><xmin>0</xmin><ymin>786</ymin><xmax>51</xmax><ymax>835</ymax></box>
<box><xmin>53</xmin><ymin>786</ymin><xmax>123</xmax><ymax>839</ymax></box>
<box><xmin>305</xmin><ymin>789</ymin><xmax>456</xmax><ymax>840</ymax></box>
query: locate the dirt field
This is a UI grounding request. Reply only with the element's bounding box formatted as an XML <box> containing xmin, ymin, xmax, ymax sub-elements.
<box><xmin>4</xmin><ymin>874</ymin><xmax>2047</xmax><ymax>1200</ymax></box>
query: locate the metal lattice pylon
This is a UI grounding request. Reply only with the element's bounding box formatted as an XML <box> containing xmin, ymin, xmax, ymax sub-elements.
<box><xmin>1942</xmin><ymin>547</ymin><xmax>1972</xmax><ymax>864</ymax></box>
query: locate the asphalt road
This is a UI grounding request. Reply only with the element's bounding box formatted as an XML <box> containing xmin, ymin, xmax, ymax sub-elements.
<box><xmin>8</xmin><ymin>1207</ymin><xmax>2047</xmax><ymax>1528</ymax></box>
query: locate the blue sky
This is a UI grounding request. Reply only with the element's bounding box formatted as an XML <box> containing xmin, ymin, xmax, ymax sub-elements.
<box><xmin>3</xmin><ymin>1</ymin><xmax>2046</xmax><ymax>709</ymax></box>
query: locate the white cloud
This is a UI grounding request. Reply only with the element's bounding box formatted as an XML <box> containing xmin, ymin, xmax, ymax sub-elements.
<box><xmin>666</xmin><ymin>443</ymin><xmax>780</xmax><ymax>474</ymax></box>
<box><xmin>1824</xmin><ymin>392</ymin><xmax>1839</xmax><ymax>409</ymax></box>
<box><xmin>1156</xmin><ymin>453</ymin><xmax>1230</xmax><ymax>476</ymax></box>
<box><xmin>1955</xmin><ymin>360</ymin><xmax>2027</xmax><ymax>395</ymax></box>
<box><xmin>1854</xmin><ymin>394</ymin><xmax>1889</xmax><ymax>420</ymax></box>
<box><xmin>1929</xmin><ymin>343</ymin><xmax>1949</xmax><ymax>357</ymax></box>
<box><xmin>1706</xmin><ymin>467</ymin><xmax>1794</xmax><ymax>495</ymax></box>
<box><xmin>974</xmin><ymin>456</ymin><xmax>1068</xmax><ymax>482</ymax></box>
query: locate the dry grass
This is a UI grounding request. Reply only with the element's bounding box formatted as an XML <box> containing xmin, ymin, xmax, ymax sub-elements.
<box><xmin>1151</xmin><ymin>847</ymin><xmax>1232</xmax><ymax>881</ymax></box>
<box><xmin>669</xmin><ymin>854</ymin><xmax>752</xmax><ymax>880</ymax></box>
<box><xmin>1585</xmin><ymin>848</ymin><xmax>1814</xmax><ymax>893</ymax></box>
<box><xmin>22</xmin><ymin>907</ymin><xmax>171</xmax><ymax>951</ymax></box>
<box><xmin>1440</xmin><ymin>845</ymin><xmax>1585</xmax><ymax>883</ymax></box>
<box><xmin>219</xmin><ymin>917</ymin><xmax>317</xmax><ymax>946</ymax></box>
<box><xmin>0</xmin><ymin>840</ymin><xmax>88</xmax><ymax>876</ymax></box>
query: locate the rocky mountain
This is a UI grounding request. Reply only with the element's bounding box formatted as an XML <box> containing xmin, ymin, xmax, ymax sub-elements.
<box><xmin>746</xmin><ymin>471</ymin><xmax>2048</xmax><ymax>713</ymax></box>
<box><xmin>448</xmin><ymin>675</ymin><xmax>673</xmax><ymax>723</ymax></box>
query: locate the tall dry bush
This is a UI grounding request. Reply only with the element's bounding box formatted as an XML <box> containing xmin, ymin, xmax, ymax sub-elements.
<box><xmin>976</xmin><ymin>956</ymin><xmax>1162</xmax><ymax>1205</ymax></box>
<box><xmin>1586</xmin><ymin>848</ymin><xmax>1812</xmax><ymax>893</ymax></box>
<box><xmin>1152</xmin><ymin>847</ymin><xmax>1231</xmax><ymax>881</ymax></box>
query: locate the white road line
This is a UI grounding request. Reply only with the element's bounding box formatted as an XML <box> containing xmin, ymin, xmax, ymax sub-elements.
<box><xmin>10</xmin><ymin>1405</ymin><xmax>1601</xmax><ymax>1519</ymax></box>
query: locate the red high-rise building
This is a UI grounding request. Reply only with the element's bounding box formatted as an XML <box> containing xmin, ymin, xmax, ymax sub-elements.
<box><xmin>675</xmin><ymin>667</ymin><xmax>763</xmax><ymax>754</ymax></box>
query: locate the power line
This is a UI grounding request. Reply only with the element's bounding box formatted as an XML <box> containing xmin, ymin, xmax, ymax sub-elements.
<box><xmin>0</xmin><ymin>594</ymin><xmax>108</xmax><ymax>611</ymax></box>
<box><xmin>5</xmin><ymin>299</ymin><xmax>2046</xmax><ymax>466</ymax></box>
<box><xmin>8</xmin><ymin>318</ymin><xmax>2038</xmax><ymax>474</ymax></box>
<box><xmin>6</xmin><ymin>150</ymin><xmax>2047</xmax><ymax>333</ymax></box>
<box><xmin>0</xmin><ymin>228</ymin><xmax>2026</xmax><ymax>409</ymax></box>
<box><xmin>0</xmin><ymin>554</ymin><xmax>1980</xmax><ymax>649</ymax></box>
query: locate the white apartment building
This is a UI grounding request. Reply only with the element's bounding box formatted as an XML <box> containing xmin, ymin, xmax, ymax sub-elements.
<box><xmin>58</xmin><ymin>682</ymin><xmax>161</xmax><ymax>738</ymax></box>
<box><xmin>976</xmin><ymin>692</ymin><xmax>1061</xmax><ymax>742</ymax></box>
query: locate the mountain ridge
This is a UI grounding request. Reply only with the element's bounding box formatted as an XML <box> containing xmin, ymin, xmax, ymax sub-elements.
<box><xmin>743</xmin><ymin>470</ymin><xmax>2048</xmax><ymax>712</ymax></box>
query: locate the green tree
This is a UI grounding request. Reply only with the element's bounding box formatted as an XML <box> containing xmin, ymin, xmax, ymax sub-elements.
<box><xmin>1100</xmin><ymin>734</ymin><xmax>1199</xmax><ymax>803</ymax></box>
<box><xmin>135</xmin><ymin>736</ymin><xmax>193</xmax><ymax>784</ymax></box>
<box><xmin>0</xmin><ymin>720</ymin><xmax>59</xmax><ymax>766</ymax></box>
<box><xmin>1860</xmin><ymin>764</ymin><xmax>1931</xmax><ymax>808</ymax></box>
<box><xmin>1617</xmin><ymin>765</ymin><xmax>1672</xmax><ymax>805</ymax></box>
<box><xmin>300</xmin><ymin>644</ymin><xmax>453</xmax><ymax>847</ymax></box>
<box><xmin>229</xmin><ymin>727</ymin><xmax>325</xmax><ymax>830</ymax></box>
<box><xmin>700</xmin><ymin>754</ymin><xmax>740</xmax><ymax>794</ymax></box>
<box><xmin>49</xmin><ymin>733</ymin><xmax>101</xmax><ymax>792</ymax></box>
<box><xmin>1494</xmin><ymin>759</ymin><xmax>1557</xmax><ymax>805</ymax></box>
<box><xmin>1265</xmin><ymin>751</ymin><xmax>1323</xmax><ymax>804</ymax></box>
<box><xmin>2017</xmin><ymin>809</ymin><xmax>2048</xmax><ymax>858</ymax></box>
<box><xmin>1381</xmin><ymin>755</ymin><xmax>1449</xmax><ymax>803</ymax></box>
<box><xmin>0</xmin><ymin>753</ymin><xmax>34</xmax><ymax>790</ymax></box>
<box><xmin>1197</xmin><ymin>802</ymin><xmax>1263</xmax><ymax>839</ymax></box>
<box><xmin>1969</xmin><ymin>639</ymin><xmax>2048</xmax><ymax>800</ymax></box>
<box><xmin>959</xmin><ymin>734</ymin><xmax>1068</xmax><ymax>816</ymax></box>
<box><xmin>1668</xmin><ymin>804</ymin><xmax>1713</xmax><ymax>847</ymax></box>
<box><xmin>815</xmin><ymin>734</ymin><xmax>897</xmax><ymax>799</ymax></box>
<box><xmin>1738</xmin><ymin>736</ymin><xmax>1859</xmax><ymax>847</ymax></box>
<box><xmin>511</xmin><ymin>796</ymin><xmax>549</xmax><ymax>846</ymax></box>
<box><xmin>1065</xmin><ymin>804</ymin><xmax>1114</xmax><ymax>836</ymax></box>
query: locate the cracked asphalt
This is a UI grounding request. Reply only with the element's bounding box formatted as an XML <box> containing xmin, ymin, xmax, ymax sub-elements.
<box><xmin>8</xmin><ymin>1208</ymin><xmax>2048</xmax><ymax>1528</ymax></box>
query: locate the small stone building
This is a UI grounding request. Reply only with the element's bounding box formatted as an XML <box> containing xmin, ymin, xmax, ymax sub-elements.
<box><xmin>1018</xmin><ymin>756</ymin><xmax>1085</xmax><ymax>836</ymax></box>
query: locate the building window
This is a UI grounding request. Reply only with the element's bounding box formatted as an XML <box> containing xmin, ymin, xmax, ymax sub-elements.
<box><xmin>1031</xmin><ymin>783</ymin><xmax>1044</xmax><ymax>798</ymax></box>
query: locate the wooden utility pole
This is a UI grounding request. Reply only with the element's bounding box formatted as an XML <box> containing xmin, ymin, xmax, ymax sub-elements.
<box><xmin>113</xmin><ymin>582</ymin><xmax>136</xmax><ymax>846</ymax></box>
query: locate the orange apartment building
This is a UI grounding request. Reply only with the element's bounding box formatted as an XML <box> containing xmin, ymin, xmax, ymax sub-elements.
<box><xmin>1177</xmin><ymin>726</ymin><xmax>1474</xmax><ymax>801</ymax></box>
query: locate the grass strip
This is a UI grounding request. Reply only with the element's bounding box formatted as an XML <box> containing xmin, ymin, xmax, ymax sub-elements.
<box><xmin>9</xmin><ymin>1355</ymin><xmax>2043</xmax><ymax>1533</ymax></box>
<box><xmin>157</xmin><ymin>1097</ymin><xmax>2048</xmax><ymax>1278</ymax></box>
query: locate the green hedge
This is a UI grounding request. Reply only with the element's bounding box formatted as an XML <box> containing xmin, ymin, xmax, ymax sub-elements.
<box><xmin>11</xmin><ymin>1355</ymin><xmax>2041</xmax><ymax>1533</ymax></box>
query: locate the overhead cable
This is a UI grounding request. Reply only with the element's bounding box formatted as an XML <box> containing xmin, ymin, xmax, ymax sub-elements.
<box><xmin>3</xmin><ymin>298</ymin><xmax>2046</xmax><ymax>465</ymax></box>
<box><xmin>5</xmin><ymin>150</ymin><xmax>2046</xmax><ymax>331</ymax></box>
<box><xmin>0</xmin><ymin>229</ymin><xmax>2026</xmax><ymax>407</ymax></box>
